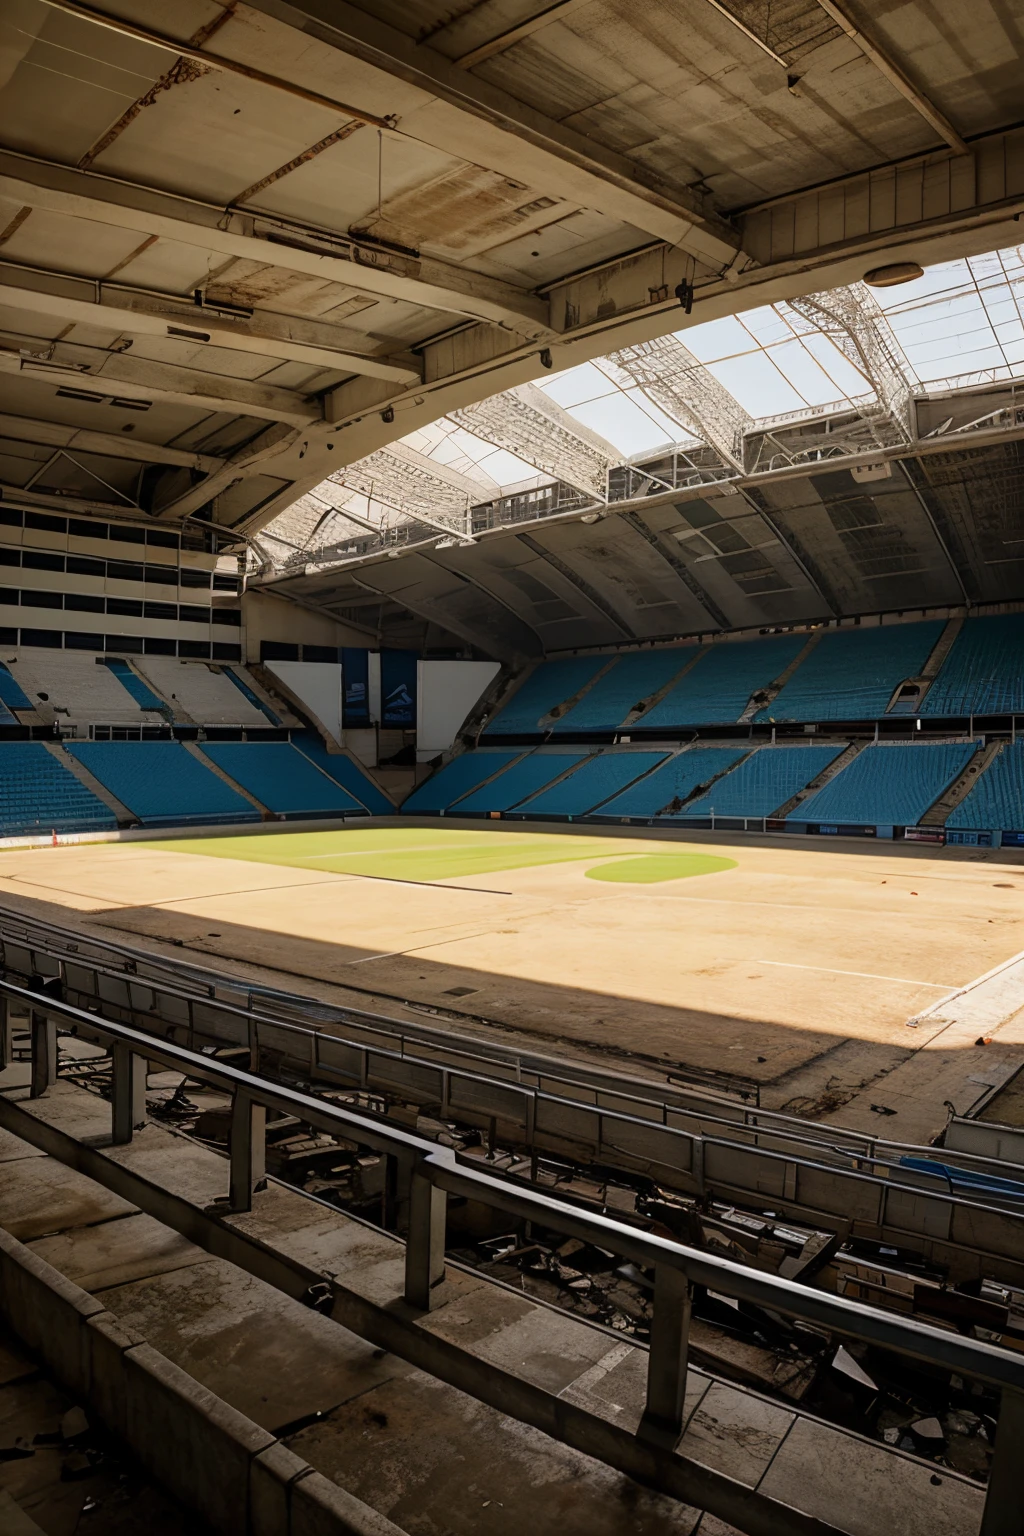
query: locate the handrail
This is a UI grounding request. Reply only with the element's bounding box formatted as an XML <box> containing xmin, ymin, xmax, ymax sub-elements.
<box><xmin>2</xmin><ymin>975</ymin><xmax>1020</xmax><ymax>1536</ymax></box>
<box><xmin>0</xmin><ymin>902</ymin><xmax>1013</xmax><ymax>1179</ymax></box>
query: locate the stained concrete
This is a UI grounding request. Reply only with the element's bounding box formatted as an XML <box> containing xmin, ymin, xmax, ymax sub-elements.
<box><xmin>0</xmin><ymin>1077</ymin><xmax>988</xmax><ymax>1536</ymax></box>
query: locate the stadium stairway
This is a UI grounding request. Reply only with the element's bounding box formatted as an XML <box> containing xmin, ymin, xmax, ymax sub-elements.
<box><xmin>919</xmin><ymin>739</ymin><xmax>1000</xmax><ymax>826</ymax></box>
<box><xmin>186</xmin><ymin>742</ymin><xmax>270</xmax><ymax>819</ymax></box>
<box><xmin>947</xmin><ymin>740</ymin><xmax>1024</xmax><ymax>834</ymax></box>
<box><xmin>619</xmin><ymin>646</ymin><xmax>704</xmax><ymax>728</ymax></box>
<box><xmin>789</xmin><ymin>741</ymin><xmax>976</xmax><ymax>828</ymax></box>
<box><xmin>771</xmin><ymin>741</ymin><xmax>862</xmax><ymax>819</ymax></box>
<box><xmin>738</xmin><ymin>632</ymin><xmax>820</xmax><ymax>723</ymax></box>
<box><xmin>483</xmin><ymin>656</ymin><xmax>611</xmax><ymax>735</ymax></box>
<box><xmin>449</xmin><ymin>748</ymin><xmax>591</xmax><ymax>813</ymax></box>
<box><xmin>0</xmin><ymin>743</ymin><xmax>117</xmax><ymax>837</ymax></box>
<box><xmin>70</xmin><ymin>742</ymin><xmax>262</xmax><ymax>827</ymax></box>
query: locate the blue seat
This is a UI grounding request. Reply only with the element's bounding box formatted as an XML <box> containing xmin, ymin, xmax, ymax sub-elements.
<box><xmin>402</xmin><ymin>751</ymin><xmax>522</xmax><ymax>813</ymax></box>
<box><xmin>0</xmin><ymin>664</ymin><xmax>31</xmax><ymax>710</ymax></box>
<box><xmin>515</xmin><ymin>751</ymin><xmax>670</xmax><ymax>817</ymax></box>
<box><xmin>947</xmin><ymin>742</ymin><xmax>1024</xmax><ymax>832</ymax></box>
<box><xmin>456</xmin><ymin>751</ymin><xmax>590</xmax><ymax>811</ymax></box>
<box><xmin>201</xmin><ymin>742</ymin><xmax>364</xmax><ymax>816</ymax></box>
<box><xmin>642</xmin><ymin>636</ymin><xmax>806</xmax><ymax>729</ymax></box>
<box><xmin>597</xmin><ymin>747</ymin><xmax>747</xmax><ymax>817</ymax></box>
<box><xmin>69</xmin><ymin>742</ymin><xmax>259</xmax><ymax>826</ymax></box>
<box><xmin>0</xmin><ymin>744</ymin><xmax>117</xmax><ymax>836</ymax></box>
<box><xmin>550</xmin><ymin>651</ymin><xmax>695</xmax><ymax>733</ymax></box>
<box><xmin>483</xmin><ymin>657</ymin><xmax>608</xmax><ymax>734</ymax></box>
<box><xmin>292</xmin><ymin>733</ymin><xmax>392</xmax><ymax>814</ymax></box>
<box><xmin>922</xmin><ymin>616</ymin><xmax>1024</xmax><ymax>716</ymax></box>
<box><xmin>790</xmin><ymin>742</ymin><xmax>975</xmax><ymax>826</ymax></box>
<box><xmin>678</xmin><ymin>745</ymin><xmax>844</xmax><ymax>819</ymax></box>
<box><xmin>103</xmin><ymin>659</ymin><xmax>166</xmax><ymax>713</ymax></box>
<box><xmin>758</xmin><ymin>622</ymin><xmax>945</xmax><ymax>722</ymax></box>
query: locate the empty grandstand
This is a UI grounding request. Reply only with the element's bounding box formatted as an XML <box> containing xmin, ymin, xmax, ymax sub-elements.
<box><xmin>454</xmin><ymin>749</ymin><xmax>591</xmax><ymax>812</ymax></box>
<box><xmin>757</xmin><ymin>622</ymin><xmax>946</xmax><ymax>722</ymax></box>
<box><xmin>484</xmin><ymin>656</ymin><xmax>608</xmax><ymax>734</ymax></box>
<box><xmin>640</xmin><ymin>635</ymin><xmax>807</xmax><ymax>729</ymax></box>
<box><xmin>512</xmin><ymin>750</ymin><xmax>670</xmax><ymax>817</ymax></box>
<box><xmin>402</xmin><ymin>750</ymin><xmax>524</xmax><ymax>813</ymax></box>
<box><xmin>136</xmin><ymin>658</ymin><xmax>269</xmax><ymax>727</ymax></box>
<box><xmin>790</xmin><ymin>742</ymin><xmax>976</xmax><ymax>828</ymax></box>
<box><xmin>199</xmin><ymin>743</ymin><xmax>368</xmax><ymax>817</ymax></box>
<box><xmin>595</xmin><ymin>746</ymin><xmax>748</xmax><ymax>818</ymax></box>
<box><xmin>922</xmin><ymin>614</ymin><xmax>1024</xmax><ymax>717</ymax></box>
<box><xmin>549</xmin><ymin>649</ymin><xmax>694</xmax><ymax>733</ymax></box>
<box><xmin>0</xmin><ymin>743</ymin><xmax>116</xmax><ymax>837</ymax></box>
<box><xmin>677</xmin><ymin>744</ymin><xmax>847</xmax><ymax>820</ymax></box>
<box><xmin>68</xmin><ymin>742</ymin><xmax>259</xmax><ymax>827</ymax></box>
<box><xmin>947</xmin><ymin>741</ymin><xmax>1024</xmax><ymax>834</ymax></box>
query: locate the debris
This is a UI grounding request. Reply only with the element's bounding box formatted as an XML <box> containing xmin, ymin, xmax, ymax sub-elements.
<box><xmin>0</xmin><ymin>1436</ymin><xmax>34</xmax><ymax>1461</ymax></box>
<box><xmin>61</xmin><ymin>1407</ymin><xmax>89</xmax><ymax>1441</ymax></box>
<box><xmin>61</xmin><ymin>1450</ymin><xmax>93</xmax><ymax>1480</ymax></box>
<box><xmin>832</xmin><ymin>1346</ymin><xmax>877</xmax><ymax>1389</ymax></box>
<box><xmin>870</xmin><ymin>1104</ymin><xmax>897</xmax><ymax>1116</ymax></box>
<box><xmin>911</xmin><ymin>1417</ymin><xmax>944</xmax><ymax>1440</ymax></box>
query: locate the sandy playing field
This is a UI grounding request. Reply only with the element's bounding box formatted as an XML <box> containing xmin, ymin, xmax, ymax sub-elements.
<box><xmin>2</xmin><ymin>819</ymin><xmax>1024</xmax><ymax>1136</ymax></box>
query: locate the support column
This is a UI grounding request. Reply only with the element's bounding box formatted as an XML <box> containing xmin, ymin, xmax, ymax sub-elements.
<box><xmin>404</xmin><ymin>1156</ymin><xmax>447</xmax><ymax>1311</ymax></box>
<box><xmin>29</xmin><ymin>1008</ymin><xmax>56</xmax><ymax>1098</ymax></box>
<box><xmin>639</xmin><ymin>1265</ymin><xmax>693</xmax><ymax>1447</ymax></box>
<box><xmin>981</xmin><ymin>1386</ymin><xmax>1024</xmax><ymax>1536</ymax></box>
<box><xmin>228</xmin><ymin>1091</ymin><xmax>266</xmax><ymax>1213</ymax></box>
<box><xmin>111</xmin><ymin>1044</ymin><xmax>148</xmax><ymax>1144</ymax></box>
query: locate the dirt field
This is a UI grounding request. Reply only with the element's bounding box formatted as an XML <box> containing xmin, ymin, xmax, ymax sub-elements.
<box><xmin>2</xmin><ymin>820</ymin><xmax>1024</xmax><ymax>1136</ymax></box>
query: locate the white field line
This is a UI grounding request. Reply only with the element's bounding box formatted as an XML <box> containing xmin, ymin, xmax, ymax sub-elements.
<box><xmin>752</xmin><ymin>959</ymin><xmax>955</xmax><ymax>989</ymax></box>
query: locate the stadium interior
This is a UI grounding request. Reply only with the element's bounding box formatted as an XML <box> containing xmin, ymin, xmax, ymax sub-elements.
<box><xmin>2</xmin><ymin>3</ymin><xmax>1024</xmax><ymax>1536</ymax></box>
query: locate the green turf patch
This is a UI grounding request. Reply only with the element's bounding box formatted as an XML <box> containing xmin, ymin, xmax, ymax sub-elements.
<box><xmin>144</xmin><ymin>827</ymin><xmax>623</xmax><ymax>883</ymax></box>
<box><xmin>584</xmin><ymin>853</ymin><xmax>737</xmax><ymax>884</ymax></box>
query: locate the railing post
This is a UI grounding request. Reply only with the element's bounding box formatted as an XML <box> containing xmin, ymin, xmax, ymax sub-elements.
<box><xmin>0</xmin><ymin>995</ymin><xmax>12</xmax><ymax>1068</ymax></box>
<box><xmin>640</xmin><ymin>1263</ymin><xmax>693</xmax><ymax>1447</ymax></box>
<box><xmin>228</xmin><ymin>1091</ymin><xmax>266</xmax><ymax>1213</ymax></box>
<box><xmin>981</xmin><ymin>1386</ymin><xmax>1024</xmax><ymax>1536</ymax></box>
<box><xmin>111</xmin><ymin>1044</ymin><xmax>147</xmax><ymax>1144</ymax></box>
<box><xmin>29</xmin><ymin>1008</ymin><xmax>56</xmax><ymax>1098</ymax></box>
<box><xmin>404</xmin><ymin>1155</ymin><xmax>448</xmax><ymax>1311</ymax></box>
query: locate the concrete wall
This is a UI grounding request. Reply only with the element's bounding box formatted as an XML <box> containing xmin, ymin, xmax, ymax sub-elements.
<box><xmin>243</xmin><ymin>590</ymin><xmax>366</xmax><ymax>661</ymax></box>
<box><xmin>0</xmin><ymin>1226</ymin><xmax>400</xmax><ymax>1536</ymax></box>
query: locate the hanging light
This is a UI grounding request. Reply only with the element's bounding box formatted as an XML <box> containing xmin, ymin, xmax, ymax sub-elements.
<box><xmin>863</xmin><ymin>261</ymin><xmax>924</xmax><ymax>287</ymax></box>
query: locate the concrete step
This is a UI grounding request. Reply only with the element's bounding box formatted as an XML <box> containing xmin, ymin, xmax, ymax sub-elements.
<box><xmin>622</xmin><ymin>646</ymin><xmax>706</xmax><ymax>728</ymax></box>
<box><xmin>738</xmin><ymin>630</ymin><xmax>821</xmax><ymax>723</ymax></box>
<box><xmin>44</xmin><ymin>741</ymin><xmax>134</xmax><ymax>826</ymax></box>
<box><xmin>185</xmin><ymin>740</ymin><xmax>270</xmax><ymax>819</ymax></box>
<box><xmin>541</xmin><ymin>654</ymin><xmax>618</xmax><ymax>726</ymax></box>
<box><xmin>920</xmin><ymin>739</ymin><xmax>999</xmax><ymax>825</ymax></box>
<box><xmin>662</xmin><ymin>744</ymin><xmax>756</xmax><ymax>815</ymax></box>
<box><xmin>770</xmin><ymin>739</ymin><xmax>861</xmax><ymax>819</ymax></box>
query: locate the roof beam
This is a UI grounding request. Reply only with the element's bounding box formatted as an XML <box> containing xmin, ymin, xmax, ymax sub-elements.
<box><xmin>0</xmin><ymin>153</ymin><xmax>549</xmax><ymax>335</ymax></box>
<box><xmin>0</xmin><ymin>411</ymin><xmax>222</xmax><ymax>472</ymax></box>
<box><xmin>0</xmin><ymin>348</ymin><xmax>319</xmax><ymax>427</ymax></box>
<box><xmin>813</xmin><ymin>0</ymin><xmax>969</xmax><ymax>156</ymax></box>
<box><xmin>0</xmin><ymin>265</ymin><xmax>421</xmax><ymax>385</ymax></box>
<box><xmin>785</xmin><ymin>282</ymin><xmax>917</xmax><ymax>443</ymax></box>
<box><xmin>241</xmin><ymin>0</ymin><xmax>740</xmax><ymax>265</ymax></box>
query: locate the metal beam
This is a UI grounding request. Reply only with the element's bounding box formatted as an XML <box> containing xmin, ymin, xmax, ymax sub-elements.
<box><xmin>785</xmin><ymin>282</ymin><xmax>917</xmax><ymax>443</ymax></box>
<box><xmin>813</xmin><ymin>0</ymin><xmax>969</xmax><ymax>155</ymax></box>
<box><xmin>0</xmin><ymin>347</ymin><xmax>318</xmax><ymax>427</ymax></box>
<box><xmin>0</xmin><ymin>266</ymin><xmax>421</xmax><ymax>385</ymax></box>
<box><xmin>0</xmin><ymin>153</ymin><xmax>551</xmax><ymax>335</ymax></box>
<box><xmin>450</xmin><ymin>382</ymin><xmax>615</xmax><ymax>498</ymax></box>
<box><xmin>333</xmin><ymin>445</ymin><xmax>478</xmax><ymax>539</ymax></box>
<box><xmin>0</xmin><ymin>411</ymin><xmax>222</xmax><ymax>472</ymax></box>
<box><xmin>610</xmin><ymin>337</ymin><xmax>752</xmax><ymax>473</ymax></box>
<box><xmin>156</xmin><ymin>423</ymin><xmax>302</xmax><ymax>521</ymax></box>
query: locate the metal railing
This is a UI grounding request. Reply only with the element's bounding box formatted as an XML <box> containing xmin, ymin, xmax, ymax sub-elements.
<box><xmin>5</xmin><ymin>910</ymin><xmax>1024</xmax><ymax>1270</ymax></box>
<box><xmin>1</xmin><ymin>976</ymin><xmax>1022</xmax><ymax>1536</ymax></box>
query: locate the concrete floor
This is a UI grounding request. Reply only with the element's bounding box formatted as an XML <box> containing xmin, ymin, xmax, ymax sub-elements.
<box><xmin>1</xmin><ymin>824</ymin><xmax>1023</xmax><ymax>1140</ymax></box>
<box><xmin>0</xmin><ymin>1079</ymin><xmax>987</xmax><ymax>1536</ymax></box>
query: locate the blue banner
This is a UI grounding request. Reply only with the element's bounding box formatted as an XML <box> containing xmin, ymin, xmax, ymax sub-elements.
<box><xmin>342</xmin><ymin>647</ymin><xmax>370</xmax><ymax>727</ymax></box>
<box><xmin>380</xmin><ymin>648</ymin><xmax>417</xmax><ymax>727</ymax></box>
